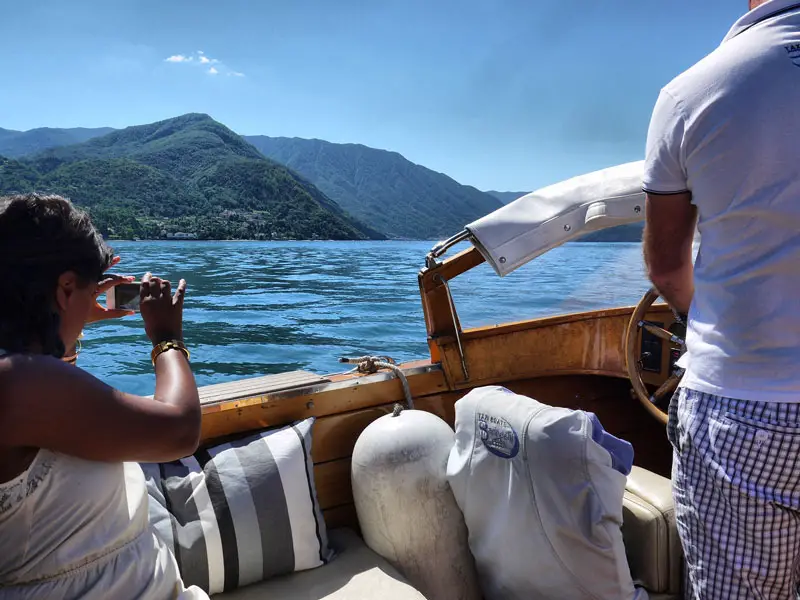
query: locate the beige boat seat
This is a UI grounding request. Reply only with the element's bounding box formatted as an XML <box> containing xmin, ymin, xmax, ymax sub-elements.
<box><xmin>211</xmin><ymin>528</ymin><xmax>426</xmax><ymax>600</ymax></box>
<box><xmin>623</xmin><ymin>466</ymin><xmax>683</xmax><ymax>600</ymax></box>
<box><xmin>210</xmin><ymin>471</ymin><xmax>679</xmax><ymax>600</ymax></box>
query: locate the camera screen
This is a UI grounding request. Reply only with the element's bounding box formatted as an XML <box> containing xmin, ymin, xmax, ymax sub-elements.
<box><xmin>114</xmin><ymin>284</ymin><xmax>141</xmax><ymax>310</ymax></box>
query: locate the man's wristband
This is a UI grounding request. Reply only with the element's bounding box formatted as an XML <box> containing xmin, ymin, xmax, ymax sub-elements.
<box><xmin>151</xmin><ymin>339</ymin><xmax>190</xmax><ymax>365</ymax></box>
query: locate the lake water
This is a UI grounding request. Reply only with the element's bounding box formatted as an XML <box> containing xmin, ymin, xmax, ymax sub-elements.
<box><xmin>82</xmin><ymin>240</ymin><xmax>649</xmax><ymax>395</ymax></box>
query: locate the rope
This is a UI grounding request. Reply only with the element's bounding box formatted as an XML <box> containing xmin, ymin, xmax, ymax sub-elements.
<box><xmin>338</xmin><ymin>355</ymin><xmax>414</xmax><ymax>413</ymax></box>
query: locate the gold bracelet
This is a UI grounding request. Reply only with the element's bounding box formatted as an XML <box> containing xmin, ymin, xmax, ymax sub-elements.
<box><xmin>151</xmin><ymin>340</ymin><xmax>190</xmax><ymax>365</ymax></box>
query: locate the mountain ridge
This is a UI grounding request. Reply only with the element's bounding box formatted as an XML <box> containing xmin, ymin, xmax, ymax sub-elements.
<box><xmin>0</xmin><ymin>117</ymin><xmax>645</xmax><ymax>242</ymax></box>
<box><xmin>244</xmin><ymin>135</ymin><xmax>502</xmax><ymax>239</ymax></box>
<box><xmin>0</xmin><ymin>126</ymin><xmax>116</xmax><ymax>158</ymax></box>
<box><xmin>0</xmin><ymin>114</ymin><xmax>382</xmax><ymax>241</ymax></box>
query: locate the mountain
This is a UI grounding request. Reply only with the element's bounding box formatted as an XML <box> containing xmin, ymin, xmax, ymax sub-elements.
<box><xmin>577</xmin><ymin>222</ymin><xmax>644</xmax><ymax>243</ymax></box>
<box><xmin>0</xmin><ymin>126</ymin><xmax>115</xmax><ymax>158</ymax></box>
<box><xmin>0</xmin><ymin>118</ymin><xmax>644</xmax><ymax>242</ymax></box>
<box><xmin>244</xmin><ymin>136</ymin><xmax>502</xmax><ymax>239</ymax></box>
<box><xmin>0</xmin><ymin>114</ymin><xmax>382</xmax><ymax>241</ymax></box>
<box><xmin>486</xmin><ymin>190</ymin><xmax>528</xmax><ymax>205</ymax></box>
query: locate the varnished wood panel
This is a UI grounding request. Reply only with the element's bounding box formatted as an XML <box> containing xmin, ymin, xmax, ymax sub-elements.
<box><xmin>200</xmin><ymin>366</ymin><xmax>447</xmax><ymax>444</ymax></box>
<box><xmin>437</xmin><ymin>304</ymin><xmax>675</xmax><ymax>391</ymax></box>
<box><xmin>419</xmin><ymin>247</ymin><xmax>485</xmax><ymax>294</ymax></box>
<box><xmin>311</xmin><ymin>393</ymin><xmax>461</xmax><ymax>464</ymax></box>
<box><xmin>199</xmin><ymin>371</ymin><xmax>329</xmax><ymax>405</ymax></box>
<box><xmin>440</xmin><ymin>312</ymin><xmax>632</xmax><ymax>387</ymax></box>
<box><xmin>322</xmin><ymin>504</ymin><xmax>360</xmax><ymax>534</ymax></box>
<box><xmin>198</xmin><ymin>303</ymin><xmax>677</xmax><ymax>446</ymax></box>
<box><xmin>314</xmin><ymin>458</ymin><xmax>353</xmax><ymax>510</ymax></box>
<box><xmin>419</xmin><ymin>247</ymin><xmax>485</xmax><ymax>363</ymax></box>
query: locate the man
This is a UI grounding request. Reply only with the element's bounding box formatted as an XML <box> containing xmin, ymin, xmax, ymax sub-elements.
<box><xmin>643</xmin><ymin>0</ymin><xmax>800</xmax><ymax>597</ymax></box>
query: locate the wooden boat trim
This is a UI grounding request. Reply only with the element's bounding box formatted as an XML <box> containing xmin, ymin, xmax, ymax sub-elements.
<box><xmin>199</xmin><ymin>362</ymin><xmax>439</xmax><ymax>408</ymax></box>
<box><xmin>435</xmin><ymin>303</ymin><xmax>674</xmax><ymax>389</ymax></box>
<box><xmin>460</xmin><ymin>304</ymin><xmax>666</xmax><ymax>340</ymax></box>
<box><xmin>199</xmin><ymin>362</ymin><xmax>447</xmax><ymax>443</ymax></box>
<box><xmin>198</xmin><ymin>370</ymin><xmax>331</xmax><ymax>405</ymax></box>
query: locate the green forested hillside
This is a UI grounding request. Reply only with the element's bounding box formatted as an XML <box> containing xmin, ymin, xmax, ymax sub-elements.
<box><xmin>0</xmin><ymin>115</ymin><xmax>381</xmax><ymax>240</ymax></box>
<box><xmin>0</xmin><ymin>116</ymin><xmax>646</xmax><ymax>242</ymax></box>
<box><xmin>245</xmin><ymin>135</ymin><xmax>502</xmax><ymax>239</ymax></box>
<box><xmin>0</xmin><ymin>126</ymin><xmax>114</xmax><ymax>158</ymax></box>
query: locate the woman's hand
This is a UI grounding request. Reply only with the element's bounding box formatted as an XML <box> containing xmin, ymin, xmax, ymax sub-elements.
<box><xmin>140</xmin><ymin>272</ymin><xmax>187</xmax><ymax>345</ymax></box>
<box><xmin>86</xmin><ymin>257</ymin><xmax>136</xmax><ymax>324</ymax></box>
<box><xmin>86</xmin><ymin>274</ymin><xmax>137</xmax><ymax>324</ymax></box>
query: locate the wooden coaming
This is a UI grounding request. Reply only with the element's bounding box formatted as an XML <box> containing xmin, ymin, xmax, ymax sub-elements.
<box><xmin>198</xmin><ymin>303</ymin><xmax>678</xmax><ymax>532</ymax></box>
<box><xmin>436</xmin><ymin>303</ymin><xmax>674</xmax><ymax>388</ymax></box>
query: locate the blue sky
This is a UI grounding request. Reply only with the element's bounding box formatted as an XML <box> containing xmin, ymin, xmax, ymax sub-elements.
<box><xmin>0</xmin><ymin>0</ymin><xmax>743</xmax><ymax>191</ymax></box>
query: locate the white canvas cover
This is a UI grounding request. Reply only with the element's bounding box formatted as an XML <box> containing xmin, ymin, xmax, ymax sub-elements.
<box><xmin>466</xmin><ymin>161</ymin><xmax>645</xmax><ymax>276</ymax></box>
<box><xmin>446</xmin><ymin>386</ymin><xmax>647</xmax><ymax>600</ymax></box>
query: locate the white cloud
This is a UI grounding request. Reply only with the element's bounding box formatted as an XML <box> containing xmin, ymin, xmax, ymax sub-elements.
<box><xmin>164</xmin><ymin>51</ymin><xmax>241</xmax><ymax>76</ymax></box>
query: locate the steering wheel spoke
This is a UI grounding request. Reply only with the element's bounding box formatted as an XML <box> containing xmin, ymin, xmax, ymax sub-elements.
<box><xmin>625</xmin><ymin>287</ymin><xmax>684</xmax><ymax>425</ymax></box>
<box><xmin>638</xmin><ymin>320</ymin><xmax>686</xmax><ymax>347</ymax></box>
<box><xmin>649</xmin><ymin>371</ymin><xmax>682</xmax><ymax>405</ymax></box>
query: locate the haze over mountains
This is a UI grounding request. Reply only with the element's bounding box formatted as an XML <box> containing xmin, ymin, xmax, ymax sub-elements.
<box><xmin>0</xmin><ymin>115</ymin><xmax>642</xmax><ymax>242</ymax></box>
<box><xmin>0</xmin><ymin>127</ymin><xmax>115</xmax><ymax>159</ymax></box>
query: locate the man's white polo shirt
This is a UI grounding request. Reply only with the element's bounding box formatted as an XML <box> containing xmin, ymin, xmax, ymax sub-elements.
<box><xmin>643</xmin><ymin>0</ymin><xmax>800</xmax><ymax>402</ymax></box>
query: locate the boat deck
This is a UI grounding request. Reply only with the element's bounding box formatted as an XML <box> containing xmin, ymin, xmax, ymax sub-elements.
<box><xmin>198</xmin><ymin>371</ymin><xmax>331</xmax><ymax>405</ymax></box>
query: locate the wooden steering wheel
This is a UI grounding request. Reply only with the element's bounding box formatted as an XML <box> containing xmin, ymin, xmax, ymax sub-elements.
<box><xmin>625</xmin><ymin>288</ymin><xmax>686</xmax><ymax>425</ymax></box>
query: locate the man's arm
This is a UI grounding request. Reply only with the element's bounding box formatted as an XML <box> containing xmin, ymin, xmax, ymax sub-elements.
<box><xmin>643</xmin><ymin>191</ymin><xmax>697</xmax><ymax>314</ymax></box>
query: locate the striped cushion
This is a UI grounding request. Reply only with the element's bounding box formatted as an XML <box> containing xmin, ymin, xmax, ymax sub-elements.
<box><xmin>140</xmin><ymin>417</ymin><xmax>334</xmax><ymax>595</ymax></box>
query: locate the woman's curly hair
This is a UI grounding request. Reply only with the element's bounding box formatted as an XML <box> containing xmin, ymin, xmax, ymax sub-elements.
<box><xmin>0</xmin><ymin>194</ymin><xmax>113</xmax><ymax>357</ymax></box>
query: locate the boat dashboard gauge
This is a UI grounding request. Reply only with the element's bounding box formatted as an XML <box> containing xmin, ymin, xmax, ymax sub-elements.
<box><xmin>639</xmin><ymin>319</ymin><xmax>686</xmax><ymax>375</ymax></box>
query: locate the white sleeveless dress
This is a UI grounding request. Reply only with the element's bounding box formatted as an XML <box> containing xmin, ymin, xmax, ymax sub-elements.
<box><xmin>0</xmin><ymin>449</ymin><xmax>209</xmax><ymax>599</ymax></box>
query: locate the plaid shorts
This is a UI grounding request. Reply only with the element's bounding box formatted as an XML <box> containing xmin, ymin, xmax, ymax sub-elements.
<box><xmin>668</xmin><ymin>388</ymin><xmax>800</xmax><ymax>599</ymax></box>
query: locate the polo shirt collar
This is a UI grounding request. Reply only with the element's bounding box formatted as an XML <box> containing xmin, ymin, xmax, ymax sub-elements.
<box><xmin>723</xmin><ymin>0</ymin><xmax>800</xmax><ymax>43</ymax></box>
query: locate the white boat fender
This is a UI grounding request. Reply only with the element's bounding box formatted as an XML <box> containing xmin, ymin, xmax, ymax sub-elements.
<box><xmin>351</xmin><ymin>407</ymin><xmax>482</xmax><ymax>600</ymax></box>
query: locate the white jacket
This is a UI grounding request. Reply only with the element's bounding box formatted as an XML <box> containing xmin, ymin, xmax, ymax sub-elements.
<box><xmin>446</xmin><ymin>386</ymin><xmax>645</xmax><ymax>600</ymax></box>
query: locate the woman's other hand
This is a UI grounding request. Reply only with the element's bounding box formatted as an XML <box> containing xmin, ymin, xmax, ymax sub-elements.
<box><xmin>86</xmin><ymin>255</ymin><xmax>135</xmax><ymax>324</ymax></box>
<box><xmin>140</xmin><ymin>272</ymin><xmax>186</xmax><ymax>345</ymax></box>
<box><xmin>87</xmin><ymin>274</ymin><xmax>137</xmax><ymax>323</ymax></box>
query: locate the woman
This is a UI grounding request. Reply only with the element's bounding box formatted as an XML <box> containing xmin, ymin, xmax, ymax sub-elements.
<box><xmin>0</xmin><ymin>194</ymin><xmax>208</xmax><ymax>599</ymax></box>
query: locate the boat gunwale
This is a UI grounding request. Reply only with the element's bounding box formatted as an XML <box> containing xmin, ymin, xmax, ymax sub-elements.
<box><xmin>199</xmin><ymin>361</ymin><xmax>443</xmax><ymax>410</ymax></box>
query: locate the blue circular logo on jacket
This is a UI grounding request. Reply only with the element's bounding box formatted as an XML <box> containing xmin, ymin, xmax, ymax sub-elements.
<box><xmin>477</xmin><ymin>412</ymin><xmax>519</xmax><ymax>459</ymax></box>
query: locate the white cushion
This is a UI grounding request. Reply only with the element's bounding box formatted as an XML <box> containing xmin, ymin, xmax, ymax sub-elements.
<box><xmin>141</xmin><ymin>417</ymin><xmax>332</xmax><ymax>595</ymax></box>
<box><xmin>623</xmin><ymin>466</ymin><xmax>682</xmax><ymax>595</ymax></box>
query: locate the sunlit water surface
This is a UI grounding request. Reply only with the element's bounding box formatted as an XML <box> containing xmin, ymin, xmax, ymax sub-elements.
<box><xmin>81</xmin><ymin>240</ymin><xmax>649</xmax><ymax>395</ymax></box>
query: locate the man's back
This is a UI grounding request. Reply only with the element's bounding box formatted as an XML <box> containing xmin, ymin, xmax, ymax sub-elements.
<box><xmin>644</xmin><ymin>3</ymin><xmax>800</xmax><ymax>401</ymax></box>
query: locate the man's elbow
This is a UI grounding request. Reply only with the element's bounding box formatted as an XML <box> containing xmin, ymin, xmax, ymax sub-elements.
<box><xmin>646</xmin><ymin>264</ymin><xmax>674</xmax><ymax>291</ymax></box>
<box><xmin>646</xmin><ymin>260</ymin><xmax>690</xmax><ymax>297</ymax></box>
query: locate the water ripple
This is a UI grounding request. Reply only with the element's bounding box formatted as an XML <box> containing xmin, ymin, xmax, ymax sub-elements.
<box><xmin>81</xmin><ymin>240</ymin><xmax>648</xmax><ymax>395</ymax></box>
